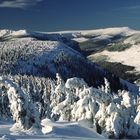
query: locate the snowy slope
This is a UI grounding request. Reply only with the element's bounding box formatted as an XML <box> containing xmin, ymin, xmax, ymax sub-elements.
<box><xmin>41</xmin><ymin>119</ymin><xmax>104</xmax><ymax>139</ymax></box>
<box><xmin>0</xmin><ymin>27</ymin><xmax>137</xmax><ymax>41</ymax></box>
<box><xmin>0</xmin><ymin>38</ymin><xmax>81</xmax><ymax>76</ymax></box>
<box><xmin>53</xmin><ymin>27</ymin><xmax>137</xmax><ymax>44</ymax></box>
<box><xmin>0</xmin><ymin>27</ymin><xmax>139</xmax><ymax>90</ymax></box>
<box><xmin>0</xmin><ymin>29</ymin><xmax>13</xmax><ymax>38</ymax></box>
<box><xmin>51</xmin><ymin>27</ymin><xmax>136</xmax><ymax>38</ymax></box>
<box><xmin>124</xmin><ymin>33</ymin><xmax>140</xmax><ymax>44</ymax></box>
<box><xmin>0</xmin><ymin>27</ymin><xmax>139</xmax><ymax>86</ymax></box>
<box><xmin>90</xmin><ymin>44</ymin><xmax>140</xmax><ymax>74</ymax></box>
<box><xmin>0</xmin><ymin>36</ymin><xmax>126</xmax><ymax>92</ymax></box>
<box><xmin>0</xmin><ymin>120</ymin><xmax>104</xmax><ymax>140</ymax></box>
<box><xmin>64</xmin><ymin>27</ymin><xmax>139</xmax><ymax>86</ymax></box>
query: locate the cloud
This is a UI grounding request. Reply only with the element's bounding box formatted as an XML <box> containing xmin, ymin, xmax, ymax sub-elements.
<box><xmin>0</xmin><ymin>0</ymin><xmax>43</xmax><ymax>9</ymax></box>
<box><xmin>123</xmin><ymin>5</ymin><xmax>140</xmax><ymax>10</ymax></box>
<box><xmin>114</xmin><ymin>5</ymin><xmax>140</xmax><ymax>12</ymax></box>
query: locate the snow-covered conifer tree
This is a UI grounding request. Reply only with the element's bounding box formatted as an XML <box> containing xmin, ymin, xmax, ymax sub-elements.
<box><xmin>51</xmin><ymin>73</ymin><xmax>66</xmax><ymax>121</ymax></box>
<box><xmin>104</xmin><ymin>78</ymin><xmax>111</xmax><ymax>94</ymax></box>
<box><xmin>0</xmin><ymin>77</ymin><xmax>40</xmax><ymax>132</ymax></box>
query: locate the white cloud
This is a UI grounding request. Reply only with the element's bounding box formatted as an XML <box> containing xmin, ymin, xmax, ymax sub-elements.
<box><xmin>0</xmin><ymin>0</ymin><xmax>43</xmax><ymax>9</ymax></box>
<box><xmin>123</xmin><ymin>5</ymin><xmax>140</xmax><ymax>10</ymax></box>
<box><xmin>114</xmin><ymin>5</ymin><xmax>140</xmax><ymax>12</ymax></box>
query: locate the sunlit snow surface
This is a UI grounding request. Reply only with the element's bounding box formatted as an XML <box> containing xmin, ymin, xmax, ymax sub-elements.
<box><xmin>90</xmin><ymin>44</ymin><xmax>140</xmax><ymax>74</ymax></box>
<box><xmin>0</xmin><ymin>120</ymin><xmax>104</xmax><ymax>140</ymax></box>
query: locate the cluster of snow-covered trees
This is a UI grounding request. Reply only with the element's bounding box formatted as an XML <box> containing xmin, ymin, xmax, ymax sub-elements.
<box><xmin>50</xmin><ymin>74</ymin><xmax>140</xmax><ymax>139</ymax></box>
<box><xmin>0</xmin><ymin>74</ymin><xmax>55</xmax><ymax>120</ymax></box>
<box><xmin>0</xmin><ymin>38</ymin><xmax>123</xmax><ymax>95</ymax></box>
<box><xmin>0</xmin><ymin>73</ymin><xmax>140</xmax><ymax>138</ymax></box>
<box><xmin>0</xmin><ymin>76</ymin><xmax>41</xmax><ymax>132</ymax></box>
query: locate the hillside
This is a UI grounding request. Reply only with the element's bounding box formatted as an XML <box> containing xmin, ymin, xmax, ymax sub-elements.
<box><xmin>0</xmin><ymin>27</ymin><xmax>139</xmax><ymax>90</ymax></box>
<box><xmin>0</xmin><ymin>31</ymin><xmax>128</xmax><ymax>92</ymax></box>
<box><xmin>0</xmin><ymin>73</ymin><xmax>140</xmax><ymax>139</ymax></box>
<box><xmin>0</xmin><ymin>27</ymin><xmax>140</xmax><ymax>139</ymax></box>
<box><xmin>52</xmin><ymin>27</ymin><xmax>140</xmax><ymax>86</ymax></box>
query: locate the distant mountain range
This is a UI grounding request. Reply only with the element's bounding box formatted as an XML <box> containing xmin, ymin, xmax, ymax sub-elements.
<box><xmin>0</xmin><ymin>27</ymin><xmax>139</xmax><ymax>93</ymax></box>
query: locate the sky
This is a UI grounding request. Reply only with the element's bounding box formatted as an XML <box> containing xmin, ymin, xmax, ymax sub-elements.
<box><xmin>0</xmin><ymin>0</ymin><xmax>140</xmax><ymax>31</ymax></box>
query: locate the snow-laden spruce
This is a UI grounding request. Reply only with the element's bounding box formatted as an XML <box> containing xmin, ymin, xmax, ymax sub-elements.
<box><xmin>46</xmin><ymin>74</ymin><xmax>140</xmax><ymax>139</ymax></box>
<box><xmin>0</xmin><ymin>76</ymin><xmax>41</xmax><ymax>133</ymax></box>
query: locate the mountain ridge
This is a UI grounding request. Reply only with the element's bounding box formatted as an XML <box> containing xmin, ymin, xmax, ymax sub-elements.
<box><xmin>0</xmin><ymin>26</ymin><xmax>139</xmax><ymax>89</ymax></box>
<box><xmin>0</xmin><ymin>27</ymin><xmax>137</xmax><ymax>40</ymax></box>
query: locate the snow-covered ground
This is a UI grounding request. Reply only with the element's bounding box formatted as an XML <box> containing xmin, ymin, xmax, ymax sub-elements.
<box><xmin>73</xmin><ymin>37</ymin><xmax>89</xmax><ymax>43</ymax></box>
<box><xmin>0</xmin><ymin>120</ymin><xmax>104</xmax><ymax>140</ymax></box>
<box><xmin>90</xmin><ymin>44</ymin><xmax>140</xmax><ymax>74</ymax></box>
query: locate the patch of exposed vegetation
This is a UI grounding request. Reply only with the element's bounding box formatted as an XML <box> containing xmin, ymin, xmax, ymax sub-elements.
<box><xmin>88</xmin><ymin>55</ymin><xmax>108</xmax><ymax>62</ymax></box>
<box><xmin>78</xmin><ymin>39</ymin><xmax>109</xmax><ymax>55</ymax></box>
<box><xmin>105</xmin><ymin>42</ymin><xmax>131</xmax><ymax>52</ymax></box>
<box><xmin>96</xmin><ymin>61</ymin><xmax>140</xmax><ymax>83</ymax></box>
<box><xmin>78</xmin><ymin>36</ymin><xmax>132</xmax><ymax>57</ymax></box>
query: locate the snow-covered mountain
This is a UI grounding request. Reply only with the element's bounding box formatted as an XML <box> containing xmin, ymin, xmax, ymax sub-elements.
<box><xmin>0</xmin><ymin>27</ymin><xmax>139</xmax><ymax>92</ymax></box>
<box><xmin>0</xmin><ymin>27</ymin><xmax>136</xmax><ymax>40</ymax></box>
<box><xmin>78</xmin><ymin>28</ymin><xmax>140</xmax><ymax>86</ymax></box>
<box><xmin>0</xmin><ymin>30</ymin><xmax>129</xmax><ymax>92</ymax></box>
<box><xmin>56</xmin><ymin>27</ymin><xmax>136</xmax><ymax>39</ymax></box>
<box><xmin>0</xmin><ymin>39</ymin><xmax>81</xmax><ymax>76</ymax></box>
<box><xmin>51</xmin><ymin>27</ymin><xmax>139</xmax><ymax>86</ymax></box>
<box><xmin>49</xmin><ymin>26</ymin><xmax>140</xmax><ymax>86</ymax></box>
<box><xmin>0</xmin><ymin>27</ymin><xmax>140</xmax><ymax>139</ymax></box>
